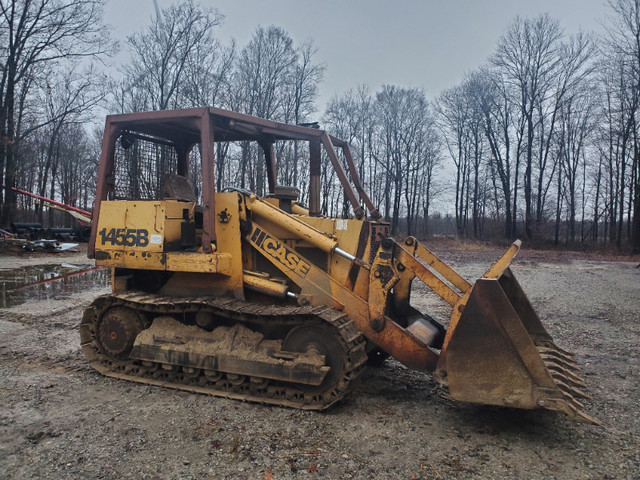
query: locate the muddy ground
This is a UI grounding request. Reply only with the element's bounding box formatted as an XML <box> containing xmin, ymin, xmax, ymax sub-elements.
<box><xmin>0</xmin><ymin>242</ymin><xmax>638</xmax><ymax>479</ymax></box>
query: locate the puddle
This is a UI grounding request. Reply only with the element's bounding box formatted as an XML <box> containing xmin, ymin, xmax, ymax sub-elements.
<box><xmin>0</xmin><ymin>263</ymin><xmax>110</xmax><ymax>308</ymax></box>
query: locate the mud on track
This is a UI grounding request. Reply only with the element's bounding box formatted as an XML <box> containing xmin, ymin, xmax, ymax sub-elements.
<box><xmin>0</xmin><ymin>247</ymin><xmax>638</xmax><ymax>479</ymax></box>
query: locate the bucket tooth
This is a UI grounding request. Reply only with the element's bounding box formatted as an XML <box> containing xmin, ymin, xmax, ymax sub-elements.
<box><xmin>538</xmin><ymin>346</ymin><xmax>578</xmax><ymax>364</ymax></box>
<box><xmin>549</xmin><ymin>370</ymin><xmax>588</xmax><ymax>391</ymax></box>
<box><xmin>549</xmin><ymin>373</ymin><xmax>592</xmax><ymax>400</ymax></box>
<box><xmin>540</xmin><ymin>353</ymin><xmax>580</xmax><ymax>372</ymax></box>
<box><xmin>556</xmin><ymin>372</ymin><xmax>587</xmax><ymax>390</ymax></box>
<box><xmin>538</xmin><ymin>346</ymin><xmax>576</xmax><ymax>364</ymax></box>
<box><xmin>553</xmin><ymin>344</ymin><xmax>575</xmax><ymax>358</ymax></box>
<box><xmin>573</xmin><ymin>408</ymin><xmax>602</xmax><ymax>425</ymax></box>
<box><xmin>541</xmin><ymin>358</ymin><xmax>579</xmax><ymax>377</ymax></box>
<box><xmin>554</xmin><ymin>381</ymin><xmax>585</xmax><ymax>409</ymax></box>
<box><xmin>558</xmin><ymin>380</ymin><xmax>592</xmax><ymax>401</ymax></box>
<box><xmin>567</xmin><ymin>386</ymin><xmax>591</xmax><ymax>400</ymax></box>
<box><xmin>550</xmin><ymin>368</ymin><xmax>586</xmax><ymax>385</ymax></box>
<box><xmin>544</xmin><ymin>359</ymin><xmax>586</xmax><ymax>383</ymax></box>
<box><xmin>537</xmin><ymin>341</ymin><xmax>575</xmax><ymax>358</ymax></box>
<box><xmin>551</xmin><ymin>375</ymin><xmax>592</xmax><ymax>403</ymax></box>
<box><xmin>544</xmin><ymin>363</ymin><xmax>586</xmax><ymax>385</ymax></box>
<box><xmin>540</xmin><ymin>397</ymin><xmax>602</xmax><ymax>425</ymax></box>
<box><xmin>565</xmin><ymin>394</ymin><xmax>585</xmax><ymax>412</ymax></box>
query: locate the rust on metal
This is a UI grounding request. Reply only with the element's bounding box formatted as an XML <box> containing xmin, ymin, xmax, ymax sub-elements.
<box><xmin>84</xmin><ymin>106</ymin><xmax>598</xmax><ymax>425</ymax></box>
<box><xmin>80</xmin><ymin>292</ymin><xmax>367</xmax><ymax>410</ymax></box>
<box><xmin>89</xmin><ymin>107</ymin><xmax>377</xmax><ymax>258</ymax></box>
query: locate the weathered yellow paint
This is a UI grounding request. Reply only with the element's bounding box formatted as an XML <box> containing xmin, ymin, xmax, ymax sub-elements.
<box><xmin>395</xmin><ymin>245</ymin><xmax>461</xmax><ymax>306</ymax></box>
<box><xmin>440</xmin><ymin>240</ymin><xmax>522</xmax><ymax>353</ymax></box>
<box><xmin>213</xmin><ymin>193</ymin><xmax>245</xmax><ymax>291</ymax></box>
<box><xmin>246</xmin><ymin>195</ymin><xmax>338</xmax><ymax>253</ymax></box>
<box><xmin>368</xmin><ymin>241</ymin><xmax>399</xmax><ymax>326</ymax></box>
<box><xmin>403</xmin><ymin>237</ymin><xmax>472</xmax><ymax>293</ymax></box>
<box><xmin>243</xmin><ymin>274</ymin><xmax>289</xmax><ymax>298</ymax></box>
<box><xmin>247</xmin><ymin>197</ymin><xmax>368</xmax><ymax>293</ymax></box>
<box><xmin>95</xmin><ymin>200</ymin><xmax>188</xmax><ymax>255</ymax></box>
<box><xmin>166</xmin><ymin>252</ymin><xmax>233</xmax><ymax>273</ymax></box>
<box><xmin>291</xmin><ymin>203</ymin><xmax>309</xmax><ymax>215</ymax></box>
<box><xmin>302</xmin><ymin>216</ymin><xmax>366</xmax><ymax>286</ymax></box>
<box><xmin>246</xmin><ymin>220</ymin><xmax>439</xmax><ymax>371</ymax></box>
<box><xmin>94</xmin><ymin>195</ymin><xmax>241</xmax><ymax>282</ymax></box>
<box><xmin>96</xmin><ymin>250</ymin><xmax>233</xmax><ymax>274</ymax></box>
<box><xmin>483</xmin><ymin>240</ymin><xmax>521</xmax><ymax>279</ymax></box>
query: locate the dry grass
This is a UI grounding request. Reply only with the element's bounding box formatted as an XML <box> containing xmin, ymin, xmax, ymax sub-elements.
<box><xmin>417</xmin><ymin>235</ymin><xmax>640</xmax><ymax>264</ymax></box>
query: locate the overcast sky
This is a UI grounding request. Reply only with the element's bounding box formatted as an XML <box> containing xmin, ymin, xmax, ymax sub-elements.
<box><xmin>102</xmin><ymin>1</ymin><xmax>612</xmax><ymax>212</ymax></box>
<box><xmin>104</xmin><ymin>0</ymin><xmax>611</xmax><ymax>112</ymax></box>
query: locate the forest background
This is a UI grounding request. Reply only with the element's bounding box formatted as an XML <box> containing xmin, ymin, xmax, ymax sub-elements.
<box><xmin>1</xmin><ymin>0</ymin><xmax>639</xmax><ymax>252</ymax></box>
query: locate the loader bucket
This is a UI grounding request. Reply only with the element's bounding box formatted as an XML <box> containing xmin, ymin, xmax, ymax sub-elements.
<box><xmin>436</xmin><ymin>250</ymin><xmax>600</xmax><ymax>425</ymax></box>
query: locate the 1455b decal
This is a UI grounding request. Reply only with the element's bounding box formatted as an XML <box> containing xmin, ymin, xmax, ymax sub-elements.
<box><xmin>99</xmin><ymin>228</ymin><xmax>149</xmax><ymax>247</ymax></box>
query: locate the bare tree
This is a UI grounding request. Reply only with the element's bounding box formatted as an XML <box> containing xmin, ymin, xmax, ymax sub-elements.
<box><xmin>230</xmin><ymin>25</ymin><xmax>298</xmax><ymax>195</ymax></box>
<box><xmin>472</xmin><ymin>67</ymin><xmax>526</xmax><ymax>238</ymax></box>
<box><xmin>600</xmin><ymin>0</ymin><xmax>640</xmax><ymax>252</ymax></box>
<box><xmin>556</xmin><ymin>86</ymin><xmax>597</xmax><ymax>242</ymax></box>
<box><xmin>285</xmin><ymin>40</ymin><xmax>325</xmax><ymax>126</ymax></box>
<box><xmin>281</xmin><ymin>40</ymin><xmax>324</xmax><ymax>191</ymax></box>
<box><xmin>0</xmin><ymin>0</ymin><xmax>113</xmax><ymax>225</ymax></box>
<box><xmin>324</xmin><ymin>85</ymin><xmax>441</xmax><ymax>232</ymax></box>
<box><xmin>490</xmin><ymin>15</ymin><xmax>595</xmax><ymax>241</ymax></box>
<box><xmin>121</xmin><ymin>0</ymin><xmax>224</xmax><ymax>112</ymax></box>
<box><xmin>323</xmin><ymin>86</ymin><xmax>376</xmax><ymax>217</ymax></box>
<box><xmin>462</xmin><ymin>73</ymin><xmax>490</xmax><ymax>238</ymax></box>
<box><xmin>375</xmin><ymin>85</ymin><xmax>435</xmax><ymax>234</ymax></box>
<box><xmin>534</xmin><ymin>32</ymin><xmax>595</xmax><ymax>231</ymax></box>
<box><xmin>491</xmin><ymin>14</ymin><xmax>564</xmax><ymax>239</ymax></box>
<box><xmin>181</xmin><ymin>38</ymin><xmax>236</xmax><ymax>109</ymax></box>
<box><xmin>33</xmin><ymin>66</ymin><xmax>104</xmax><ymax>222</ymax></box>
<box><xmin>232</xmin><ymin>25</ymin><xmax>297</xmax><ymax>120</ymax></box>
<box><xmin>435</xmin><ymin>84</ymin><xmax>472</xmax><ymax>236</ymax></box>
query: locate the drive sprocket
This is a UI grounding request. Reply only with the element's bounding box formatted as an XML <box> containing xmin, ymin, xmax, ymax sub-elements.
<box><xmin>96</xmin><ymin>306</ymin><xmax>143</xmax><ymax>361</ymax></box>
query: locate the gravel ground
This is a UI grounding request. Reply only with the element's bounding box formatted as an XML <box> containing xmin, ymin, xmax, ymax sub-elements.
<box><xmin>0</xmin><ymin>245</ymin><xmax>638</xmax><ymax>479</ymax></box>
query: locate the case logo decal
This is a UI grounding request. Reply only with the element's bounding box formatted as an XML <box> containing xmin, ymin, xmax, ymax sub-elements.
<box><xmin>250</xmin><ymin>227</ymin><xmax>311</xmax><ymax>278</ymax></box>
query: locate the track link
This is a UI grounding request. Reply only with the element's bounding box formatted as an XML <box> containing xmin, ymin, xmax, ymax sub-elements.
<box><xmin>80</xmin><ymin>292</ymin><xmax>367</xmax><ymax>410</ymax></box>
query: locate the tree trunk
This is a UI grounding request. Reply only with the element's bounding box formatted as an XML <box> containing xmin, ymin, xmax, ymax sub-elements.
<box><xmin>524</xmin><ymin>113</ymin><xmax>534</xmax><ymax>239</ymax></box>
<box><xmin>617</xmin><ymin>138</ymin><xmax>627</xmax><ymax>249</ymax></box>
<box><xmin>632</xmin><ymin>129</ymin><xmax>640</xmax><ymax>253</ymax></box>
<box><xmin>2</xmin><ymin>69</ymin><xmax>17</xmax><ymax>226</ymax></box>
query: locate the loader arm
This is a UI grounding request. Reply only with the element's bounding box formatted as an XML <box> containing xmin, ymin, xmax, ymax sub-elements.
<box><xmin>242</xmin><ymin>200</ymin><xmax>440</xmax><ymax>372</ymax></box>
<box><xmin>242</xmin><ymin>192</ymin><xmax>599</xmax><ymax>424</ymax></box>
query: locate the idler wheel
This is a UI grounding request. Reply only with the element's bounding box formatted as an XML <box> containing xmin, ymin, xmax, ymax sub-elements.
<box><xmin>283</xmin><ymin>323</ymin><xmax>346</xmax><ymax>393</ymax></box>
<box><xmin>97</xmin><ymin>307</ymin><xmax>143</xmax><ymax>361</ymax></box>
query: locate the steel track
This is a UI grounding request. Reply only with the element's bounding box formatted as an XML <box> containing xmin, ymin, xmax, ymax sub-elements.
<box><xmin>80</xmin><ymin>292</ymin><xmax>368</xmax><ymax>410</ymax></box>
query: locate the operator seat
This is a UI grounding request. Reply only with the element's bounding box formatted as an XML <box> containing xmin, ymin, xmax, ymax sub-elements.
<box><xmin>163</xmin><ymin>174</ymin><xmax>197</xmax><ymax>202</ymax></box>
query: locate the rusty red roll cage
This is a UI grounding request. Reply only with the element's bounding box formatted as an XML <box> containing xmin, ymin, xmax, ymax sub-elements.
<box><xmin>89</xmin><ymin>107</ymin><xmax>380</xmax><ymax>258</ymax></box>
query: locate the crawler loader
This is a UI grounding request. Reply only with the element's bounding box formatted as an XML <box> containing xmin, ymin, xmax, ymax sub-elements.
<box><xmin>81</xmin><ymin>107</ymin><xmax>599</xmax><ymax>424</ymax></box>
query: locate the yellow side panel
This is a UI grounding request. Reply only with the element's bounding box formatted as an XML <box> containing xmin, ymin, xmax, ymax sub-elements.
<box><xmin>164</xmin><ymin>201</ymin><xmax>189</xmax><ymax>219</ymax></box>
<box><xmin>165</xmin><ymin>252</ymin><xmax>232</xmax><ymax>274</ymax></box>
<box><xmin>95</xmin><ymin>200</ymin><xmax>233</xmax><ymax>275</ymax></box>
<box><xmin>297</xmin><ymin>216</ymin><xmax>367</xmax><ymax>288</ymax></box>
<box><xmin>95</xmin><ymin>201</ymin><xmax>168</xmax><ymax>254</ymax></box>
<box><xmin>96</xmin><ymin>249</ymin><xmax>232</xmax><ymax>275</ymax></box>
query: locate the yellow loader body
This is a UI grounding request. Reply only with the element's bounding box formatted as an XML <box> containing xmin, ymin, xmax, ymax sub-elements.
<box><xmin>81</xmin><ymin>107</ymin><xmax>598</xmax><ymax>424</ymax></box>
